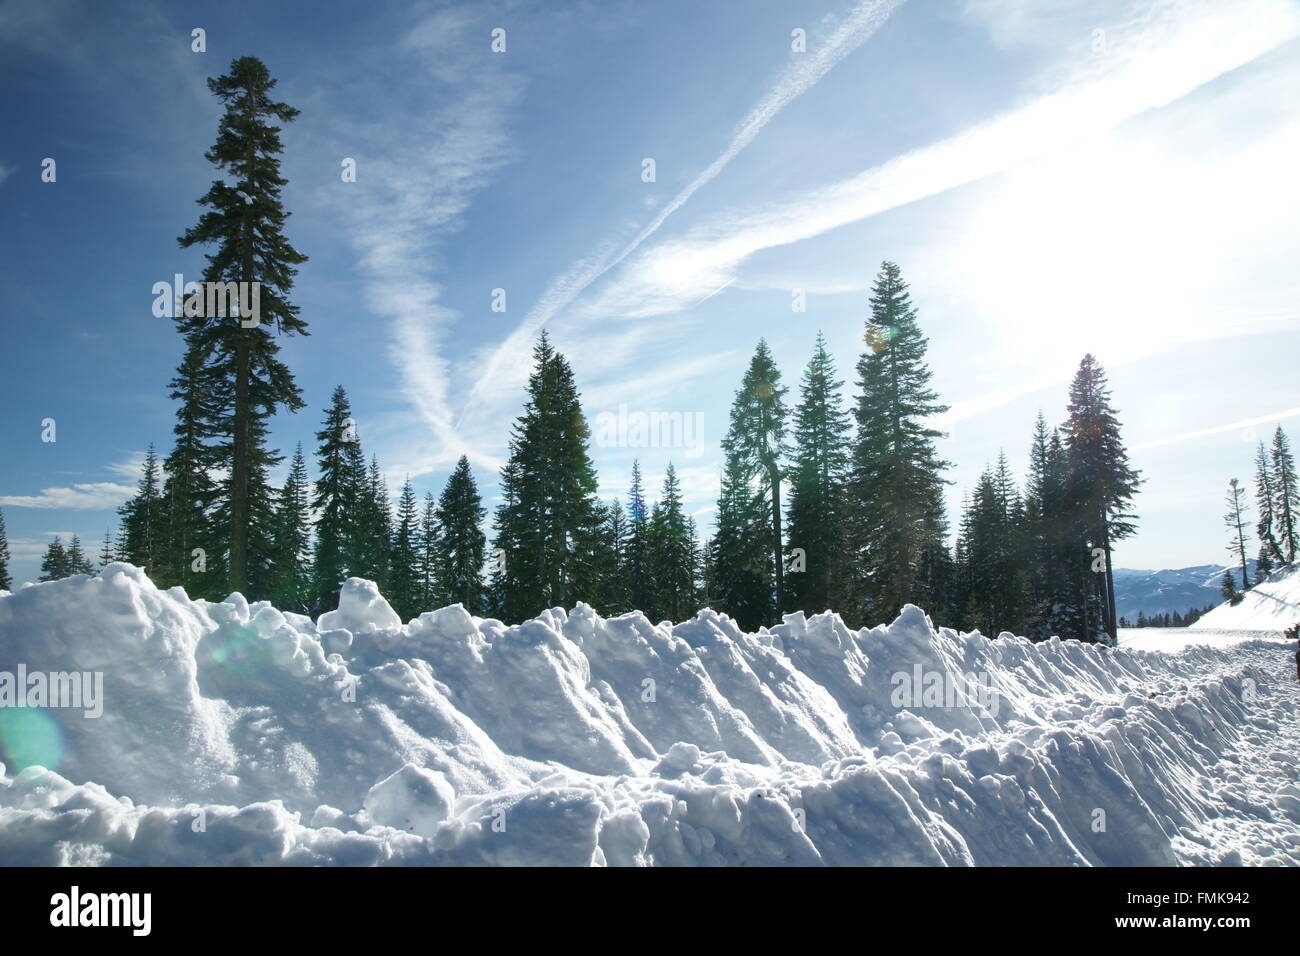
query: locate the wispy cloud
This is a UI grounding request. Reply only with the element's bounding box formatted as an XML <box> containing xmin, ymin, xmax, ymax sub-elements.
<box><xmin>459</xmin><ymin>0</ymin><xmax>907</xmax><ymax>420</ymax></box>
<box><xmin>1133</xmin><ymin>407</ymin><xmax>1300</xmax><ymax>452</ymax></box>
<box><xmin>325</xmin><ymin>5</ymin><xmax>524</xmax><ymax>475</ymax></box>
<box><xmin>0</xmin><ymin>483</ymin><xmax>135</xmax><ymax>509</ymax></box>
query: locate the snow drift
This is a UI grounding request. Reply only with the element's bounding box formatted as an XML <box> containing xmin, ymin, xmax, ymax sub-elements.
<box><xmin>1</xmin><ymin>564</ymin><xmax>1297</xmax><ymax>866</ymax></box>
<box><xmin>1193</xmin><ymin>564</ymin><xmax>1300</xmax><ymax>632</ymax></box>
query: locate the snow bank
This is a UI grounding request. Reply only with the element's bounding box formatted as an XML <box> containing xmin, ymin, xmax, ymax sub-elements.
<box><xmin>1193</xmin><ymin>565</ymin><xmax>1300</xmax><ymax>632</ymax></box>
<box><xmin>0</xmin><ymin>564</ymin><xmax>1295</xmax><ymax>866</ymax></box>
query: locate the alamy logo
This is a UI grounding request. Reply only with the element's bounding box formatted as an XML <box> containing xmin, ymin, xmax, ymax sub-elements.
<box><xmin>0</xmin><ymin>665</ymin><xmax>104</xmax><ymax>718</ymax></box>
<box><xmin>593</xmin><ymin>404</ymin><xmax>704</xmax><ymax>457</ymax></box>
<box><xmin>151</xmin><ymin>273</ymin><xmax>261</xmax><ymax>327</ymax></box>
<box><xmin>890</xmin><ymin>665</ymin><xmax>1000</xmax><ymax>717</ymax></box>
<box><xmin>49</xmin><ymin>886</ymin><xmax>151</xmax><ymax>936</ymax></box>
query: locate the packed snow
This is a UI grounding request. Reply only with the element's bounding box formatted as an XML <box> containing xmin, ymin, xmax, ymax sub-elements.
<box><xmin>1</xmin><ymin>564</ymin><xmax>1298</xmax><ymax>866</ymax></box>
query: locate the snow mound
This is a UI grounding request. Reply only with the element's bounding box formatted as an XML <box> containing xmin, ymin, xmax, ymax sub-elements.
<box><xmin>1</xmin><ymin>564</ymin><xmax>1297</xmax><ymax>866</ymax></box>
<box><xmin>1193</xmin><ymin>565</ymin><xmax>1300</xmax><ymax>632</ymax></box>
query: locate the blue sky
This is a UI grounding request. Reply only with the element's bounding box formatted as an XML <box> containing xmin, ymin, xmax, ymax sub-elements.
<box><xmin>2</xmin><ymin>0</ymin><xmax>1299</xmax><ymax>588</ymax></box>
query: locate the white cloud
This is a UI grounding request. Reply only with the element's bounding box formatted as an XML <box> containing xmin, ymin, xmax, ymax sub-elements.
<box><xmin>0</xmin><ymin>483</ymin><xmax>135</xmax><ymax>510</ymax></box>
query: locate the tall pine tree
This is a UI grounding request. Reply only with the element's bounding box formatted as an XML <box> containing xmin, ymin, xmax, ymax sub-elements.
<box><xmin>845</xmin><ymin>261</ymin><xmax>950</xmax><ymax>625</ymax></box>
<box><xmin>270</xmin><ymin>443</ymin><xmax>314</xmax><ymax>612</ymax></box>
<box><xmin>178</xmin><ymin>56</ymin><xmax>308</xmax><ymax>596</ymax></box>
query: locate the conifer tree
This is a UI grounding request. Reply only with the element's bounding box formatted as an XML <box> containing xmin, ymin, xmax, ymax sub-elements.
<box><xmin>387</xmin><ymin>477</ymin><xmax>421</xmax><ymax>620</ymax></box>
<box><xmin>159</xmin><ymin>341</ymin><xmax>224</xmax><ymax>598</ymax></box>
<box><xmin>845</xmin><ymin>261</ymin><xmax>950</xmax><ymax>625</ymax></box>
<box><xmin>98</xmin><ymin>527</ymin><xmax>116</xmax><ymax>569</ymax></box>
<box><xmin>66</xmin><ymin>534</ymin><xmax>94</xmax><ymax>576</ymax></box>
<box><xmin>625</xmin><ymin>461</ymin><xmax>652</xmax><ymax>613</ymax></box>
<box><xmin>710</xmin><ymin>341</ymin><xmax>788</xmax><ymax>628</ymax></box>
<box><xmin>178</xmin><ymin>56</ymin><xmax>308</xmax><ymax>596</ymax></box>
<box><xmin>419</xmin><ymin>492</ymin><xmax>441</xmax><ymax>611</ymax></box>
<box><xmin>1224</xmin><ymin>477</ymin><xmax>1251</xmax><ymax>591</ymax></box>
<box><xmin>39</xmin><ymin>537</ymin><xmax>72</xmax><ymax>582</ymax></box>
<box><xmin>437</xmin><ymin>456</ymin><xmax>487</xmax><ymax>613</ymax></box>
<box><xmin>118</xmin><ymin>445</ymin><xmax>164</xmax><ymax>579</ymax></box>
<box><xmin>647</xmin><ymin>464</ymin><xmax>697</xmax><ymax>622</ymax></box>
<box><xmin>785</xmin><ymin>332</ymin><xmax>851</xmax><ymax>615</ymax></box>
<box><xmin>270</xmin><ymin>443</ymin><xmax>313</xmax><ymax>612</ymax></box>
<box><xmin>596</xmin><ymin>498</ymin><xmax>631</xmax><ymax>615</ymax></box>
<box><xmin>1061</xmin><ymin>354</ymin><xmax>1141</xmax><ymax>644</ymax></box>
<box><xmin>312</xmin><ymin>386</ymin><xmax>362</xmax><ymax>611</ymax></box>
<box><xmin>1270</xmin><ymin>426</ymin><xmax>1298</xmax><ymax>564</ymax></box>
<box><xmin>0</xmin><ymin>508</ymin><xmax>10</xmax><ymax>591</ymax></box>
<box><xmin>490</xmin><ymin>334</ymin><xmax>602</xmax><ymax>621</ymax></box>
<box><xmin>358</xmin><ymin>456</ymin><xmax>393</xmax><ymax>587</ymax></box>
<box><xmin>1254</xmin><ymin>441</ymin><xmax>1283</xmax><ymax>567</ymax></box>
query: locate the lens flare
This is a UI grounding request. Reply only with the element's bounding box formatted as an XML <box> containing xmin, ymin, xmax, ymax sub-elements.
<box><xmin>0</xmin><ymin>706</ymin><xmax>65</xmax><ymax>773</ymax></box>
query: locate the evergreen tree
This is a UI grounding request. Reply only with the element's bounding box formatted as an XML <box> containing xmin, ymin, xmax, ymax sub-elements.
<box><xmin>387</xmin><ymin>477</ymin><xmax>421</xmax><ymax>620</ymax></box>
<box><xmin>489</xmin><ymin>334</ymin><xmax>603</xmax><ymax>621</ymax></box>
<box><xmin>785</xmin><ymin>332</ymin><xmax>851</xmax><ymax>615</ymax></box>
<box><xmin>845</xmin><ymin>261</ymin><xmax>950</xmax><ymax>625</ymax></box>
<box><xmin>595</xmin><ymin>498</ymin><xmax>631</xmax><ymax>615</ymax></box>
<box><xmin>118</xmin><ymin>445</ymin><xmax>164</xmax><ymax>579</ymax></box>
<box><xmin>647</xmin><ymin>464</ymin><xmax>698</xmax><ymax>622</ymax></box>
<box><xmin>1254</xmin><ymin>441</ymin><xmax>1283</xmax><ymax>567</ymax></box>
<box><xmin>710</xmin><ymin>341</ymin><xmax>788</xmax><ymax>628</ymax></box>
<box><xmin>178</xmin><ymin>56</ymin><xmax>308</xmax><ymax>596</ymax></box>
<box><xmin>159</xmin><ymin>340</ymin><xmax>224</xmax><ymax>598</ymax></box>
<box><xmin>270</xmin><ymin>443</ymin><xmax>314</xmax><ymax>612</ymax></box>
<box><xmin>358</xmin><ymin>455</ymin><xmax>393</xmax><ymax>587</ymax></box>
<box><xmin>1224</xmin><ymin>477</ymin><xmax>1251</xmax><ymax>591</ymax></box>
<box><xmin>312</xmin><ymin>386</ymin><xmax>362</xmax><ymax>610</ymax></box>
<box><xmin>418</xmin><ymin>492</ymin><xmax>441</xmax><ymax>611</ymax></box>
<box><xmin>1221</xmin><ymin>570</ymin><xmax>1239</xmax><ymax>604</ymax></box>
<box><xmin>1061</xmin><ymin>354</ymin><xmax>1141</xmax><ymax>644</ymax></box>
<box><xmin>97</xmin><ymin>527</ymin><xmax>116</xmax><ymax>569</ymax></box>
<box><xmin>437</xmin><ymin>456</ymin><xmax>487</xmax><ymax>613</ymax></box>
<box><xmin>625</xmin><ymin>460</ymin><xmax>652</xmax><ymax>613</ymax></box>
<box><xmin>39</xmin><ymin>537</ymin><xmax>72</xmax><ymax>582</ymax></box>
<box><xmin>1270</xmin><ymin>426</ymin><xmax>1298</xmax><ymax>564</ymax></box>
<box><xmin>66</xmin><ymin>534</ymin><xmax>94</xmax><ymax>576</ymax></box>
<box><xmin>0</xmin><ymin>508</ymin><xmax>10</xmax><ymax>591</ymax></box>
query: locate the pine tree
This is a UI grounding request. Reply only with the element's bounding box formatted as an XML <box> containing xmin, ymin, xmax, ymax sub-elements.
<box><xmin>418</xmin><ymin>492</ymin><xmax>441</xmax><ymax>611</ymax></box>
<box><xmin>1061</xmin><ymin>354</ymin><xmax>1142</xmax><ymax>644</ymax></box>
<box><xmin>709</xmin><ymin>341</ymin><xmax>788</xmax><ymax>629</ymax></box>
<box><xmin>1254</xmin><ymin>441</ymin><xmax>1283</xmax><ymax>567</ymax></box>
<box><xmin>0</xmin><ymin>508</ymin><xmax>10</xmax><ymax>591</ymax></box>
<box><xmin>1270</xmin><ymin>426</ymin><xmax>1298</xmax><ymax>564</ymax></box>
<box><xmin>159</xmin><ymin>340</ymin><xmax>224</xmax><ymax>598</ymax></box>
<box><xmin>118</xmin><ymin>445</ymin><xmax>164</xmax><ymax>579</ymax></box>
<box><xmin>647</xmin><ymin>464</ymin><xmax>698</xmax><ymax>622</ymax></box>
<box><xmin>489</xmin><ymin>334</ymin><xmax>602</xmax><ymax>621</ymax></box>
<box><xmin>178</xmin><ymin>56</ymin><xmax>308</xmax><ymax>596</ymax></box>
<box><xmin>595</xmin><ymin>498</ymin><xmax>631</xmax><ymax>615</ymax></box>
<box><xmin>270</xmin><ymin>444</ymin><xmax>313</xmax><ymax>612</ymax></box>
<box><xmin>66</xmin><ymin>535</ymin><xmax>94</xmax><ymax>576</ymax></box>
<box><xmin>312</xmin><ymin>386</ymin><xmax>362</xmax><ymax>611</ymax></box>
<box><xmin>1221</xmin><ymin>570</ymin><xmax>1238</xmax><ymax>604</ymax></box>
<box><xmin>845</xmin><ymin>261</ymin><xmax>950</xmax><ymax>626</ymax></box>
<box><xmin>625</xmin><ymin>460</ymin><xmax>652</xmax><ymax>613</ymax></box>
<box><xmin>437</xmin><ymin>457</ymin><xmax>489</xmax><ymax>612</ymax></box>
<box><xmin>98</xmin><ymin>526</ymin><xmax>116</xmax><ymax>569</ymax></box>
<box><xmin>39</xmin><ymin>537</ymin><xmax>72</xmax><ymax>582</ymax></box>
<box><xmin>1224</xmin><ymin>477</ymin><xmax>1251</xmax><ymax>591</ymax></box>
<box><xmin>355</xmin><ymin>455</ymin><xmax>393</xmax><ymax>587</ymax></box>
<box><xmin>785</xmin><ymin>332</ymin><xmax>851</xmax><ymax>615</ymax></box>
<box><xmin>386</xmin><ymin>477</ymin><xmax>421</xmax><ymax>620</ymax></box>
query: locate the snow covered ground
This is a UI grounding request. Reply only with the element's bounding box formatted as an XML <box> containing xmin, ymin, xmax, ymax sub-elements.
<box><xmin>1193</xmin><ymin>565</ymin><xmax>1300</xmax><ymax>632</ymax></box>
<box><xmin>1</xmin><ymin>564</ymin><xmax>1298</xmax><ymax>866</ymax></box>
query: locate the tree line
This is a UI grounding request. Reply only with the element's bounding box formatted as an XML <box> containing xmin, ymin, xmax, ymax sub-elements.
<box><xmin>12</xmin><ymin>56</ymin><xmax>1149</xmax><ymax>645</ymax></box>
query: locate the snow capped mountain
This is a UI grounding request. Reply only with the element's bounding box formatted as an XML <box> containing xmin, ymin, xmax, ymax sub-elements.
<box><xmin>1193</xmin><ymin>564</ymin><xmax>1300</xmax><ymax>632</ymax></box>
<box><xmin>1113</xmin><ymin>561</ymin><xmax>1258</xmax><ymax>620</ymax></box>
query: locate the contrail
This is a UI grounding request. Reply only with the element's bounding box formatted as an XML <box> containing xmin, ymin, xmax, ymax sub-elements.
<box><xmin>1134</xmin><ymin>408</ymin><xmax>1300</xmax><ymax>451</ymax></box>
<box><xmin>456</xmin><ymin>0</ymin><xmax>907</xmax><ymax>425</ymax></box>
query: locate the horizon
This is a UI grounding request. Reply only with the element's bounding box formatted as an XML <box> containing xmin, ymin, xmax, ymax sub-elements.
<box><xmin>3</xmin><ymin>0</ymin><xmax>1299</xmax><ymax>589</ymax></box>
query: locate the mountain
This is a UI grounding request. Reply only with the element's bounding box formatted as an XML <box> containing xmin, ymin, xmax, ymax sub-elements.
<box><xmin>1113</xmin><ymin>560</ymin><xmax>1257</xmax><ymax>622</ymax></box>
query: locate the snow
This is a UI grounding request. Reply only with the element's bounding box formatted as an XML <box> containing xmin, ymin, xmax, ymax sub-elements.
<box><xmin>1</xmin><ymin>563</ymin><xmax>1298</xmax><ymax>866</ymax></box>
<box><xmin>1192</xmin><ymin>564</ymin><xmax>1300</xmax><ymax>632</ymax></box>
